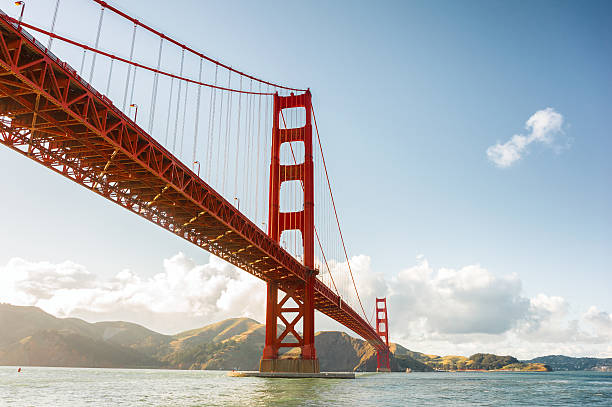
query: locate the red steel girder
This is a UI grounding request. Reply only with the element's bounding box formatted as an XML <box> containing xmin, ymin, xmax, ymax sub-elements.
<box><xmin>0</xmin><ymin>13</ymin><xmax>386</xmax><ymax>350</ymax></box>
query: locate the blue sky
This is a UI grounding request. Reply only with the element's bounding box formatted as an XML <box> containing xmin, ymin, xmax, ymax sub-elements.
<box><xmin>0</xmin><ymin>0</ymin><xmax>610</xmax><ymax>357</ymax></box>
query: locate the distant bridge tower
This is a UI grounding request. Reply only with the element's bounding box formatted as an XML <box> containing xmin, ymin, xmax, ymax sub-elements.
<box><xmin>376</xmin><ymin>297</ymin><xmax>391</xmax><ymax>372</ymax></box>
<box><xmin>260</xmin><ymin>90</ymin><xmax>319</xmax><ymax>373</ymax></box>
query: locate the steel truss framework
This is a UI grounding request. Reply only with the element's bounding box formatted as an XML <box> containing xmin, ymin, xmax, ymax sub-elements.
<box><xmin>0</xmin><ymin>13</ymin><xmax>387</xmax><ymax>350</ymax></box>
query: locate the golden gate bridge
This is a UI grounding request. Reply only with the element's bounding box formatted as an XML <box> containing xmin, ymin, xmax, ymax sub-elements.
<box><xmin>0</xmin><ymin>0</ymin><xmax>390</xmax><ymax>374</ymax></box>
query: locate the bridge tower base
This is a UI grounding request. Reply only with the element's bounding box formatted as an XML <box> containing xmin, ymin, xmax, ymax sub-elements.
<box><xmin>259</xmin><ymin>358</ymin><xmax>320</xmax><ymax>374</ymax></box>
<box><xmin>259</xmin><ymin>91</ymin><xmax>319</xmax><ymax>374</ymax></box>
<box><xmin>376</xmin><ymin>297</ymin><xmax>391</xmax><ymax>372</ymax></box>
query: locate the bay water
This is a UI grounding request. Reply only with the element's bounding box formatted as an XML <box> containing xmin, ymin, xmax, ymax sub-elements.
<box><xmin>1</xmin><ymin>367</ymin><xmax>610</xmax><ymax>406</ymax></box>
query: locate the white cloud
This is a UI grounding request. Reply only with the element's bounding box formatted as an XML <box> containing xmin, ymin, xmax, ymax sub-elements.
<box><xmin>584</xmin><ymin>306</ymin><xmax>612</xmax><ymax>340</ymax></box>
<box><xmin>486</xmin><ymin>107</ymin><xmax>565</xmax><ymax>168</ymax></box>
<box><xmin>0</xmin><ymin>253</ymin><xmax>265</xmax><ymax>334</ymax></box>
<box><xmin>320</xmin><ymin>255</ymin><xmax>611</xmax><ymax>358</ymax></box>
<box><xmin>1</xmin><ymin>253</ymin><xmax>610</xmax><ymax>358</ymax></box>
<box><xmin>390</xmin><ymin>259</ymin><xmax>528</xmax><ymax>335</ymax></box>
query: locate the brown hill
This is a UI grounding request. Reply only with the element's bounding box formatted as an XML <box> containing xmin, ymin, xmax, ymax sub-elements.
<box><xmin>0</xmin><ymin>304</ymin><xmax>434</xmax><ymax>372</ymax></box>
<box><xmin>0</xmin><ymin>303</ymin><xmax>169</xmax><ymax>367</ymax></box>
<box><xmin>0</xmin><ymin>329</ymin><xmax>161</xmax><ymax>368</ymax></box>
<box><xmin>283</xmin><ymin>331</ymin><xmax>433</xmax><ymax>372</ymax></box>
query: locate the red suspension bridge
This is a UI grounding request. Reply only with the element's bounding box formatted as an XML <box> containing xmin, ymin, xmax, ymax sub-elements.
<box><xmin>0</xmin><ymin>0</ymin><xmax>390</xmax><ymax>373</ymax></box>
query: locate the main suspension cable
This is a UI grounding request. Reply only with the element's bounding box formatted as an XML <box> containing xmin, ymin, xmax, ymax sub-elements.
<box><xmin>279</xmin><ymin>109</ymin><xmax>339</xmax><ymax>296</ymax></box>
<box><xmin>91</xmin><ymin>0</ymin><xmax>306</xmax><ymax>92</ymax></box>
<box><xmin>5</xmin><ymin>18</ymin><xmax>273</xmax><ymax>96</ymax></box>
<box><xmin>311</xmin><ymin>103</ymin><xmax>370</xmax><ymax>324</ymax></box>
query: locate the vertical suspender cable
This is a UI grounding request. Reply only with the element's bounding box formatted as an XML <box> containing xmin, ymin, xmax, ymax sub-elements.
<box><xmin>274</xmin><ymin>88</ymin><xmax>279</xmax><ymax>250</ymax></box>
<box><xmin>206</xmin><ymin>65</ymin><xmax>218</xmax><ymax>180</ymax></box>
<box><xmin>179</xmin><ymin>82</ymin><xmax>189</xmax><ymax>158</ymax></box>
<box><xmin>233</xmin><ymin>76</ymin><xmax>243</xmax><ymax>203</ymax></box>
<box><xmin>222</xmin><ymin>71</ymin><xmax>232</xmax><ymax>194</ymax></box>
<box><xmin>79</xmin><ymin>49</ymin><xmax>87</xmax><ymax>75</ymax></box>
<box><xmin>172</xmin><ymin>48</ymin><xmax>185</xmax><ymax>152</ymax></box>
<box><xmin>214</xmin><ymin>71</ymin><xmax>225</xmax><ymax>187</ymax></box>
<box><xmin>46</xmin><ymin>0</ymin><xmax>60</xmax><ymax>51</ymax></box>
<box><xmin>254</xmin><ymin>82</ymin><xmax>262</xmax><ymax>226</ymax></box>
<box><xmin>89</xmin><ymin>6</ymin><xmax>105</xmax><ymax>82</ymax></box>
<box><xmin>122</xmin><ymin>23</ymin><xmax>137</xmax><ymax>111</ymax></box>
<box><xmin>148</xmin><ymin>37</ymin><xmax>164</xmax><ymax>133</ymax></box>
<box><xmin>263</xmin><ymin>85</ymin><xmax>270</xmax><ymax>229</ymax></box>
<box><xmin>244</xmin><ymin>81</ymin><xmax>253</xmax><ymax>217</ymax></box>
<box><xmin>129</xmin><ymin>67</ymin><xmax>138</xmax><ymax>106</ymax></box>
<box><xmin>251</xmin><ymin>83</ymin><xmax>257</xmax><ymax>218</ymax></box>
<box><xmin>192</xmin><ymin>58</ymin><xmax>203</xmax><ymax>167</ymax></box>
<box><xmin>312</xmin><ymin>104</ymin><xmax>369</xmax><ymax>321</ymax></box>
<box><xmin>105</xmin><ymin>57</ymin><xmax>114</xmax><ymax>95</ymax></box>
<box><xmin>164</xmin><ymin>78</ymin><xmax>174</xmax><ymax>145</ymax></box>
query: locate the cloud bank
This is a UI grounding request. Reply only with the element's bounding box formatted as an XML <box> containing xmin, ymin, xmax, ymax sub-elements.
<box><xmin>348</xmin><ymin>256</ymin><xmax>611</xmax><ymax>358</ymax></box>
<box><xmin>0</xmin><ymin>254</ymin><xmax>265</xmax><ymax>334</ymax></box>
<box><xmin>486</xmin><ymin>107</ymin><xmax>565</xmax><ymax>168</ymax></box>
<box><xmin>1</xmin><ymin>253</ymin><xmax>610</xmax><ymax>358</ymax></box>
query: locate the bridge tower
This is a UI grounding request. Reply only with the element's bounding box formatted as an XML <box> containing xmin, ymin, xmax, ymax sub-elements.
<box><xmin>376</xmin><ymin>297</ymin><xmax>391</xmax><ymax>372</ymax></box>
<box><xmin>260</xmin><ymin>90</ymin><xmax>320</xmax><ymax>373</ymax></box>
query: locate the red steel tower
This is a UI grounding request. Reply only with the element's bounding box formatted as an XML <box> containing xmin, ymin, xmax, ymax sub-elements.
<box><xmin>259</xmin><ymin>91</ymin><xmax>319</xmax><ymax>373</ymax></box>
<box><xmin>376</xmin><ymin>297</ymin><xmax>391</xmax><ymax>372</ymax></box>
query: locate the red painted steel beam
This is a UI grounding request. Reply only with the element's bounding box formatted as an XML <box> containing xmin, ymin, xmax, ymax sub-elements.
<box><xmin>0</xmin><ymin>13</ymin><xmax>386</xmax><ymax>351</ymax></box>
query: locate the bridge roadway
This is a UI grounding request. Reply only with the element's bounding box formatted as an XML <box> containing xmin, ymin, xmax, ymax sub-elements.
<box><xmin>0</xmin><ymin>12</ymin><xmax>385</xmax><ymax>350</ymax></box>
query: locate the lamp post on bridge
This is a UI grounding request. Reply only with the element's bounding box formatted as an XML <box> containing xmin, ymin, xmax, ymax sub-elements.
<box><xmin>234</xmin><ymin>197</ymin><xmax>240</xmax><ymax>211</ymax></box>
<box><xmin>129</xmin><ymin>103</ymin><xmax>138</xmax><ymax>122</ymax></box>
<box><xmin>193</xmin><ymin>161</ymin><xmax>200</xmax><ymax>177</ymax></box>
<box><xmin>14</xmin><ymin>1</ymin><xmax>25</xmax><ymax>29</ymax></box>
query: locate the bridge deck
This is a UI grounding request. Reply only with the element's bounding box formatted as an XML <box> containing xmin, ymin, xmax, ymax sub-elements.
<box><xmin>0</xmin><ymin>13</ymin><xmax>385</xmax><ymax>350</ymax></box>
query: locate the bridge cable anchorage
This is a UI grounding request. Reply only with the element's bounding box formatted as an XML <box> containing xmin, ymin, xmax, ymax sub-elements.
<box><xmin>311</xmin><ymin>102</ymin><xmax>371</xmax><ymax>325</ymax></box>
<box><xmin>90</xmin><ymin>0</ymin><xmax>305</xmax><ymax>92</ymax></box>
<box><xmin>122</xmin><ymin>22</ymin><xmax>137</xmax><ymax>111</ymax></box>
<box><xmin>46</xmin><ymin>0</ymin><xmax>61</xmax><ymax>51</ymax></box>
<box><xmin>278</xmin><ymin>110</ymin><xmax>339</xmax><ymax>296</ymax></box>
<box><xmin>88</xmin><ymin>5</ymin><xmax>104</xmax><ymax>83</ymax></box>
<box><xmin>3</xmin><ymin>18</ymin><xmax>272</xmax><ymax>96</ymax></box>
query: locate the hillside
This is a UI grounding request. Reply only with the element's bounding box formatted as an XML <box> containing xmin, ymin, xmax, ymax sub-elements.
<box><xmin>163</xmin><ymin>318</ymin><xmax>267</xmax><ymax>370</ymax></box>
<box><xmin>0</xmin><ymin>304</ymin><xmax>429</xmax><ymax>371</ymax></box>
<box><xmin>0</xmin><ymin>304</ymin><xmax>565</xmax><ymax>372</ymax></box>
<box><xmin>523</xmin><ymin>355</ymin><xmax>612</xmax><ymax>371</ymax></box>
<box><xmin>396</xmin><ymin>351</ymin><xmax>551</xmax><ymax>372</ymax></box>
<box><xmin>0</xmin><ymin>304</ymin><xmax>170</xmax><ymax>368</ymax></box>
<box><xmin>283</xmin><ymin>331</ymin><xmax>433</xmax><ymax>372</ymax></box>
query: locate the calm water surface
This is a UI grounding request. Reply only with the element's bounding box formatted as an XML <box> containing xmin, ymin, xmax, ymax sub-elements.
<box><xmin>0</xmin><ymin>367</ymin><xmax>610</xmax><ymax>406</ymax></box>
